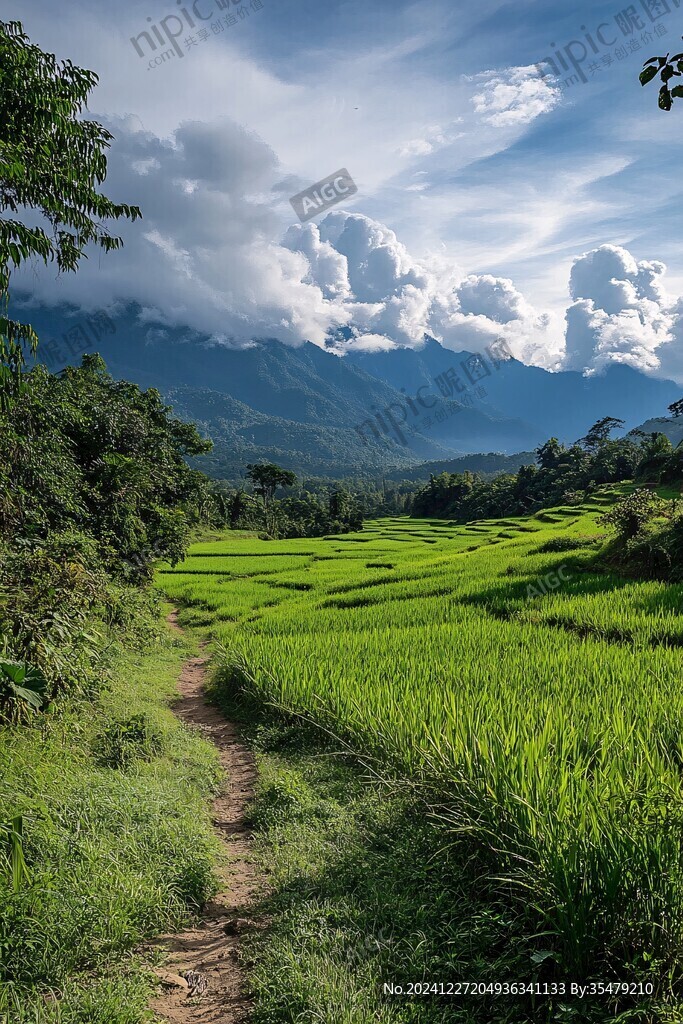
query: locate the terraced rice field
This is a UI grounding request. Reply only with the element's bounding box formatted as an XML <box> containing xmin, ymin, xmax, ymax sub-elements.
<box><xmin>157</xmin><ymin>491</ymin><xmax>683</xmax><ymax>1000</ymax></box>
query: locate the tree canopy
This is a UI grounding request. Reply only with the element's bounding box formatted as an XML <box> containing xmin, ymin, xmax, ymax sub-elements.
<box><xmin>246</xmin><ymin>463</ymin><xmax>297</xmax><ymax>506</ymax></box>
<box><xmin>0</xmin><ymin>20</ymin><xmax>140</xmax><ymax>397</ymax></box>
<box><xmin>412</xmin><ymin>415</ymin><xmax>681</xmax><ymax>521</ymax></box>
<box><xmin>0</xmin><ymin>355</ymin><xmax>215</xmax><ymax>578</ymax></box>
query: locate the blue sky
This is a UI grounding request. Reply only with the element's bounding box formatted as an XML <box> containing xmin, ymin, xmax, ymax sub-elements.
<box><xmin>7</xmin><ymin>0</ymin><xmax>683</xmax><ymax>378</ymax></box>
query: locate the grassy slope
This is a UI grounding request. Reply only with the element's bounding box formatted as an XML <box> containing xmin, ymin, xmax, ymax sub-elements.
<box><xmin>159</xmin><ymin>486</ymin><xmax>683</xmax><ymax>1023</ymax></box>
<box><xmin>0</xmin><ymin>606</ymin><xmax>220</xmax><ymax>1024</ymax></box>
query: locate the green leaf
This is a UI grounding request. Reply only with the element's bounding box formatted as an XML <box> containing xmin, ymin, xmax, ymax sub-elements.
<box><xmin>0</xmin><ymin>659</ymin><xmax>27</xmax><ymax>684</ymax></box>
<box><xmin>659</xmin><ymin>85</ymin><xmax>673</xmax><ymax>110</ymax></box>
<box><xmin>661</xmin><ymin>65</ymin><xmax>675</xmax><ymax>82</ymax></box>
<box><xmin>0</xmin><ymin>659</ymin><xmax>48</xmax><ymax>707</ymax></box>
<box><xmin>640</xmin><ymin>64</ymin><xmax>659</xmax><ymax>85</ymax></box>
<box><xmin>8</xmin><ymin>684</ymin><xmax>44</xmax><ymax>709</ymax></box>
<box><xmin>530</xmin><ymin>949</ymin><xmax>557</xmax><ymax>966</ymax></box>
<box><xmin>672</xmin><ymin>85</ymin><xmax>683</xmax><ymax>98</ymax></box>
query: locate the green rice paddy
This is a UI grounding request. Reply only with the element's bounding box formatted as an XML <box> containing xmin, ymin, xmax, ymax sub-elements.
<box><xmin>157</xmin><ymin>493</ymin><xmax>683</xmax><ymax>1001</ymax></box>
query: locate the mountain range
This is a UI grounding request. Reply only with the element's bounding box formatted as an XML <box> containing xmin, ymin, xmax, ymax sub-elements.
<box><xmin>22</xmin><ymin>303</ymin><xmax>683</xmax><ymax>479</ymax></box>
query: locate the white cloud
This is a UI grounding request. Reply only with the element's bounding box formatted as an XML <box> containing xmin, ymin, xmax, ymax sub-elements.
<box><xmin>563</xmin><ymin>244</ymin><xmax>679</xmax><ymax>377</ymax></box>
<box><xmin>454</xmin><ymin>274</ymin><xmax>536</xmax><ymax>324</ymax></box>
<box><xmin>13</xmin><ymin>107</ymin><xmax>560</xmax><ymax>362</ymax></box>
<box><xmin>286</xmin><ymin>212</ymin><xmax>558</xmax><ymax>360</ymax></box>
<box><xmin>343</xmin><ymin>332</ymin><xmax>399</xmax><ymax>352</ymax></box>
<box><xmin>470</xmin><ymin>65</ymin><xmax>561</xmax><ymax>128</ymax></box>
<box><xmin>13</xmin><ymin>107</ymin><xmax>683</xmax><ymax>383</ymax></box>
<box><xmin>14</xmin><ymin>117</ymin><xmax>354</xmax><ymax>348</ymax></box>
<box><xmin>398</xmin><ymin>121</ymin><xmax>464</xmax><ymax>157</ymax></box>
<box><xmin>281</xmin><ymin>223</ymin><xmax>352</xmax><ymax>301</ymax></box>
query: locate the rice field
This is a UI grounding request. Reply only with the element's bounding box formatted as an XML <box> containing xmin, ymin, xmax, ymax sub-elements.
<box><xmin>157</xmin><ymin>494</ymin><xmax>683</xmax><ymax>1003</ymax></box>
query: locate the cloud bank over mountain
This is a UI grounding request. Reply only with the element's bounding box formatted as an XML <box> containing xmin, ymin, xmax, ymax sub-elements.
<box><xmin>563</xmin><ymin>244</ymin><xmax>677</xmax><ymax>379</ymax></box>
<box><xmin>13</xmin><ymin>116</ymin><xmax>683</xmax><ymax>382</ymax></box>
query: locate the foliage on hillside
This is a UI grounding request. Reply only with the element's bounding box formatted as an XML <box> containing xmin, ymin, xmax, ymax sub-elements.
<box><xmin>413</xmin><ymin>415</ymin><xmax>683</xmax><ymax>523</ymax></box>
<box><xmin>225</xmin><ymin>483</ymin><xmax>366</xmax><ymax>539</ymax></box>
<box><xmin>0</xmin><ymin>353</ymin><xmax>230</xmax><ymax>715</ymax></box>
<box><xmin>165</xmin><ymin>383</ymin><xmax>426</xmax><ymax>478</ymax></box>
<box><xmin>217</xmin><ymin>472</ymin><xmax>414</xmax><ymax>539</ymax></box>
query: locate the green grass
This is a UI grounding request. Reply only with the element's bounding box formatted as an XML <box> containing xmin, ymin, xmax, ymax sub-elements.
<box><xmin>158</xmin><ymin>493</ymin><xmax>683</xmax><ymax>1021</ymax></box>
<box><xmin>0</xmin><ymin>605</ymin><xmax>220</xmax><ymax>1023</ymax></box>
<box><xmin>237</xmin><ymin>719</ymin><xmax>532</xmax><ymax>1024</ymax></box>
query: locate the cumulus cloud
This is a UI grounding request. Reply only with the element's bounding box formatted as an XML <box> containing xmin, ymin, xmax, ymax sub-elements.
<box><xmin>14</xmin><ymin>116</ymin><xmax>353</xmax><ymax>348</ymax></box>
<box><xmin>15</xmin><ymin>111</ymin><xmax>683</xmax><ymax>381</ymax></box>
<box><xmin>11</xmin><ymin>101</ymin><xmax>556</xmax><ymax>361</ymax></box>
<box><xmin>281</xmin><ymin>223</ymin><xmax>352</xmax><ymax>302</ymax></box>
<box><xmin>471</xmin><ymin>65</ymin><xmax>561</xmax><ymax>128</ymax></box>
<box><xmin>563</xmin><ymin>244</ymin><xmax>678</xmax><ymax>376</ymax></box>
<box><xmin>317</xmin><ymin>212</ymin><xmax>429</xmax><ymax>303</ymax></box>
<box><xmin>454</xmin><ymin>274</ymin><xmax>536</xmax><ymax>324</ymax></box>
<box><xmin>283</xmin><ymin>212</ymin><xmax>557</xmax><ymax>361</ymax></box>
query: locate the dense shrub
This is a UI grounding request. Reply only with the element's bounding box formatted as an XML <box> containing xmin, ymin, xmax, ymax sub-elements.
<box><xmin>537</xmin><ymin>536</ymin><xmax>601</xmax><ymax>553</ymax></box>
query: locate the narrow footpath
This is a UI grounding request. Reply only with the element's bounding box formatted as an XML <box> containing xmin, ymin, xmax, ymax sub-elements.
<box><xmin>151</xmin><ymin>610</ymin><xmax>260</xmax><ymax>1023</ymax></box>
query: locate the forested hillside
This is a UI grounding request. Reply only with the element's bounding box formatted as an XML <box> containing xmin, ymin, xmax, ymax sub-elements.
<box><xmin>21</xmin><ymin>303</ymin><xmax>683</xmax><ymax>476</ymax></box>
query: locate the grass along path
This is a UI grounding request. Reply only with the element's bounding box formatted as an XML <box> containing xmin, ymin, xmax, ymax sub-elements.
<box><xmin>150</xmin><ymin>610</ymin><xmax>261</xmax><ymax>1024</ymax></box>
<box><xmin>0</xmin><ymin>605</ymin><xmax>220</xmax><ymax>1024</ymax></box>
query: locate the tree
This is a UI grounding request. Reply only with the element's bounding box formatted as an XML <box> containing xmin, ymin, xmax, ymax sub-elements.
<box><xmin>246</xmin><ymin>463</ymin><xmax>297</xmax><ymax>507</ymax></box>
<box><xmin>577</xmin><ymin>417</ymin><xmax>625</xmax><ymax>453</ymax></box>
<box><xmin>535</xmin><ymin>438</ymin><xmax>565</xmax><ymax>470</ymax></box>
<box><xmin>635</xmin><ymin>432</ymin><xmax>674</xmax><ymax>482</ymax></box>
<box><xmin>246</xmin><ymin>463</ymin><xmax>296</xmax><ymax>536</ymax></box>
<box><xmin>0</xmin><ymin>354</ymin><xmax>214</xmax><ymax>577</ymax></box>
<box><xmin>228</xmin><ymin>489</ymin><xmax>249</xmax><ymax>528</ymax></box>
<box><xmin>668</xmin><ymin>398</ymin><xmax>683</xmax><ymax>418</ymax></box>
<box><xmin>329</xmin><ymin>488</ymin><xmax>351</xmax><ymax>521</ymax></box>
<box><xmin>0</xmin><ymin>21</ymin><xmax>140</xmax><ymax>399</ymax></box>
<box><xmin>639</xmin><ymin>42</ymin><xmax>683</xmax><ymax>110</ymax></box>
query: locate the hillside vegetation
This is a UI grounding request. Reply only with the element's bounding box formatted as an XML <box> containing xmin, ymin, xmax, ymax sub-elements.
<box><xmin>0</xmin><ymin>356</ymin><xmax>227</xmax><ymax>1020</ymax></box>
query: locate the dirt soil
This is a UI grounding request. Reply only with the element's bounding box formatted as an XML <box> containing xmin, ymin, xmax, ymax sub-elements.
<box><xmin>150</xmin><ymin>610</ymin><xmax>260</xmax><ymax>1023</ymax></box>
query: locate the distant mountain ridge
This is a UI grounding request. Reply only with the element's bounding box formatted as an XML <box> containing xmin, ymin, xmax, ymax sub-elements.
<box><xmin>346</xmin><ymin>336</ymin><xmax>681</xmax><ymax>444</ymax></box>
<box><xmin>630</xmin><ymin>416</ymin><xmax>683</xmax><ymax>447</ymax></box>
<box><xmin>385</xmin><ymin>451</ymin><xmax>538</xmax><ymax>483</ymax></box>
<box><xmin>20</xmin><ymin>302</ymin><xmax>682</xmax><ymax>478</ymax></box>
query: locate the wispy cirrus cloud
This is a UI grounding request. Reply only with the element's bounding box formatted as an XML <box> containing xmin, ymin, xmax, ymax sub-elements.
<box><xmin>398</xmin><ymin>121</ymin><xmax>465</xmax><ymax>157</ymax></box>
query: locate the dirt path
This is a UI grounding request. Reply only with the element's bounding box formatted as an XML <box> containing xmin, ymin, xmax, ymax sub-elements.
<box><xmin>150</xmin><ymin>610</ymin><xmax>260</xmax><ymax>1023</ymax></box>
